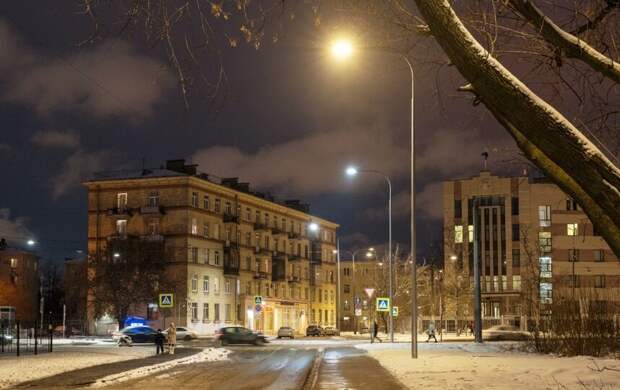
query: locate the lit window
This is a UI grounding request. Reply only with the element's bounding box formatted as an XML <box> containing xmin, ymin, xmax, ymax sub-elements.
<box><xmin>538</xmin><ymin>205</ymin><xmax>551</xmax><ymax>227</ymax></box>
<box><xmin>539</xmin><ymin>256</ymin><xmax>552</xmax><ymax>278</ymax></box>
<box><xmin>117</xmin><ymin>193</ymin><xmax>128</xmax><ymax>211</ymax></box>
<box><xmin>191</xmin><ymin>274</ymin><xmax>198</xmax><ymax>292</ymax></box>
<box><xmin>454</xmin><ymin>226</ymin><xmax>463</xmax><ymax>243</ymax></box>
<box><xmin>539</xmin><ymin>282</ymin><xmax>553</xmax><ymax>304</ymax></box>
<box><xmin>203</xmin><ymin>276</ymin><xmax>209</xmax><ymax>293</ymax></box>
<box><xmin>567</xmin><ymin>223</ymin><xmax>579</xmax><ymax>236</ymax></box>
<box><xmin>512</xmin><ymin>276</ymin><xmax>521</xmax><ymax>291</ymax></box>
<box><xmin>9</xmin><ymin>258</ymin><xmax>17</xmax><ymax>268</ymax></box>
<box><xmin>116</xmin><ymin>219</ymin><xmax>127</xmax><ymax>236</ymax></box>
<box><xmin>191</xmin><ymin>218</ymin><xmax>198</xmax><ymax>235</ymax></box>
<box><xmin>538</xmin><ymin>232</ymin><xmax>552</xmax><ymax>254</ymax></box>
<box><xmin>148</xmin><ymin>191</ymin><xmax>159</xmax><ymax>207</ymax></box>
<box><xmin>468</xmin><ymin>225</ymin><xmax>474</xmax><ymax>243</ymax></box>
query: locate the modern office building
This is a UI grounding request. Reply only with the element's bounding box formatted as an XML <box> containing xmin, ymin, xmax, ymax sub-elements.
<box><xmin>83</xmin><ymin>159</ymin><xmax>338</xmax><ymax>335</ymax></box>
<box><xmin>443</xmin><ymin>171</ymin><xmax>619</xmax><ymax>320</ymax></box>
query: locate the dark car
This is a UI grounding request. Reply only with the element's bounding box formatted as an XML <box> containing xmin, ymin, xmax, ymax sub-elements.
<box><xmin>306</xmin><ymin>325</ymin><xmax>323</xmax><ymax>337</ymax></box>
<box><xmin>215</xmin><ymin>326</ymin><xmax>268</xmax><ymax>346</ymax></box>
<box><xmin>112</xmin><ymin>326</ymin><xmax>158</xmax><ymax>343</ymax></box>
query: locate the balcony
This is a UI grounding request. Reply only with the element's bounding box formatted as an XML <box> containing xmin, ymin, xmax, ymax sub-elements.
<box><xmin>272</xmin><ymin>271</ymin><xmax>286</xmax><ymax>282</ymax></box>
<box><xmin>288</xmin><ymin>254</ymin><xmax>302</xmax><ymax>262</ymax></box>
<box><xmin>224</xmin><ymin>263</ymin><xmax>239</xmax><ymax>276</ymax></box>
<box><xmin>140</xmin><ymin>205</ymin><xmax>164</xmax><ymax>215</ymax></box>
<box><xmin>140</xmin><ymin>234</ymin><xmax>164</xmax><ymax>242</ymax></box>
<box><xmin>223</xmin><ymin>213</ymin><xmax>239</xmax><ymax>224</ymax></box>
<box><xmin>273</xmin><ymin>251</ymin><xmax>286</xmax><ymax>260</ymax></box>
<box><xmin>253</xmin><ymin>271</ymin><xmax>269</xmax><ymax>280</ymax></box>
<box><xmin>272</xmin><ymin>227</ymin><xmax>286</xmax><ymax>236</ymax></box>
<box><xmin>107</xmin><ymin>207</ymin><xmax>132</xmax><ymax>217</ymax></box>
<box><xmin>287</xmin><ymin>231</ymin><xmax>301</xmax><ymax>240</ymax></box>
<box><xmin>288</xmin><ymin>275</ymin><xmax>302</xmax><ymax>284</ymax></box>
<box><xmin>254</xmin><ymin>222</ymin><xmax>270</xmax><ymax>232</ymax></box>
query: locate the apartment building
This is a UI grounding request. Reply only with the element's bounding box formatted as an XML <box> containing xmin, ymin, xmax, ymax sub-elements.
<box><xmin>443</xmin><ymin>171</ymin><xmax>619</xmax><ymax>320</ymax></box>
<box><xmin>0</xmin><ymin>244</ymin><xmax>39</xmax><ymax>324</ymax></box>
<box><xmin>84</xmin><ymin>159</ymin><xmax>338</xmax><ymax>335</ymax></box>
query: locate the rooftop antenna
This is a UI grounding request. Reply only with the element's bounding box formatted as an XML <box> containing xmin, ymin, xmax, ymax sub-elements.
<box><xmin>481</xmin><ymin>151</ymin><xmax>489</xmax><ymax>171</ymax></box>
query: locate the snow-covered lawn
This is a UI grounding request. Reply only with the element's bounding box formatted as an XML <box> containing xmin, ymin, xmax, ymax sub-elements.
<box><xmin>357</xmin><ymin>342</ymin><xmax>620</xmax><ymax>389</ymax></box>
<box><xmin>0</xmin><ymin>347</ymin><xmax>152</xmax><ymax>389</ymax></box>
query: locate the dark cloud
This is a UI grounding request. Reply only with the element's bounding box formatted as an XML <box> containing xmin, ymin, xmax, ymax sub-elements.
<box><xmin>31</xmin><ymin>130</ymin><xmax>79</xmax><ymax>148</ymax></box>
<box><xmin>0</xmin><ymin>209</ymin><xmax>32</xmax><ymax>245</ymax></box>
<box><xmin>191</xmin><ymin>126</ymin><xmax>409</xmax><ymax>196</ymax></box>
<box><xmin>0</xmin><ymin>19</ymin><xmax>174</xmax><ymax>120</ymax></box>
<box><xmin>51</xmin><ymin>149</ymin><xmax>111</xmax><ymax>199</ymax></box>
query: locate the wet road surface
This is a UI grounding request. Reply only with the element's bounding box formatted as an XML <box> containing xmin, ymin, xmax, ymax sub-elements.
<box><xmin>17</xmin><ymin>343</ymin><xmax>405</xmax><ymax>389</ymax></box>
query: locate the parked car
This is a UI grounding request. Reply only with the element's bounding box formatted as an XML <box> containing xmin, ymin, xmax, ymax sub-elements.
<box><xmin>277</xmin><ymin>326</ymin><xmax>295</xmax><ymax>339</ymax></box>
<box><xmin>483</xmin><ymin>325</ymin><xmax>530</xmax><ymax>341</ymax></box>
<box><xmin>322</xmin><ymin>327</ymin><xmax>340</xmax><ymax>336</ymax></box>
<box><xmin>215</xmin><ymin>326</ymin><xmax>268</xmax><ymax>346</ymax></box>
<box><xmin>306</xmin><ymin>325</ymin><xmax>323</xmax><ymax>337</ymax></box>
<box><xmin>112</xmin><ymin>326</ymin><xmax>158</xmax><ymax>343</ymax></box>
<box><xmin>164</xmin><ymin>326</ymin><xmax>198</xmax><ymax>341</ymax></box>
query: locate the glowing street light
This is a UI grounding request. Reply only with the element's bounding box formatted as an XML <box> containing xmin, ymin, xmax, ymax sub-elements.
<box><xmin>345</xmin><ymin>166</ymin><xmax>358</xmax><ymax>176</ymax></box>
<box><xmin>113</xmin><ymin>252</ymin><xmax>121</xmax><ymax>259</ymax></box>
<box><xmin>330</xmin><ymin>39</ymin><xmax>354</xmax><ymax>61</ymax></box>
<box><xmin>450</xmin><ymin>255</ymin><xmax>458</xmax><ymax>261</ymax></box>
<box><xmin>308</xmin><ymin>222</ymin><xmax>319</xmax><ymax>232</ymax></box>
<box><xmin>27</xmin><ymin>239</ymin><xmax>35</xmax><ymax>246</ymax></box>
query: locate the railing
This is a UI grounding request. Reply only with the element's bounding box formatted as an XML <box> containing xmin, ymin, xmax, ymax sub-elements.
<box><xmin>223</xmin><ymin>213</ymin><xmax>239</xmax><ymax>223</ymax></box>
<box><xmin>288</xmin><ymin>232</ymin><xmax>301</xmax><ymax>239</ymax></box>
<box><xmin>288</xmin><ymin>254</ymin><xmax>302</xmax><ymax>261</ymax></box>
<box><xmin>140</xmin><ymin>205</ymin><xmax>165</xmax><ymax>215</ymax></box>
<box><xmin>107</xmin><ymin>207</ymin><xmax>132</xmax><ymax>216</ymax></box>
<box><xmin>254</xmin><ymin>222</ymin><xmax>270</xmax><ymax>231</ymax></box>
<box><xmin>1</xmin><ymin>321</ymin><xmax>53</xmax><ymax>356</ymax></box>
<box><xmin>288</xmin><ymin>275</ymin><xmax>301</xmax><ymax>283</ymax></box>
<box><xmin>254</xmin><ymin>271</ymin><xmax>269</xmax><ymax>279</ymax></box>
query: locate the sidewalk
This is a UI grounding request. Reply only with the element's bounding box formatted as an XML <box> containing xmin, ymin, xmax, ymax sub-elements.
<box><xmin>340</xmin><ymin>331</ymin><xmax>474</xmax><ymax>342</ymax></box>
<box><xmin>15</xmin><ymin>348</ymin><xmax>202</xmax><ymax>389</ymax></box>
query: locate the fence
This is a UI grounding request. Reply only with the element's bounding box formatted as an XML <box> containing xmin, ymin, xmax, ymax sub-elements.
<box><xmin>0</xmin><ymin>321</ymin><xmax>54</xmax><ymax>356</ymax></box>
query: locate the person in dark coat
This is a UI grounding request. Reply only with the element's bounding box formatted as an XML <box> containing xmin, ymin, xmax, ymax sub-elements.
<box><xmin>372</xmin><ymin>321</ymin><xmax>382</xmax><ymax>343</ymax></box>
<box><xmin>426</xmin><ymin>322</ymin><xmax>438</xmax><ymax>343</ymax></box>
<box><xmin>155</xmin><ymin>329</ymin><xmax>165</xmax><ymax>355</ymax></box>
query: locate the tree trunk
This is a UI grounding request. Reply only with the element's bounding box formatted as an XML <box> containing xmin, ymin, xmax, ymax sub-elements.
<box><xmin>414</xmin><ymin>0</ymin><xmax>620</xmax><ymax>258</ymax></box>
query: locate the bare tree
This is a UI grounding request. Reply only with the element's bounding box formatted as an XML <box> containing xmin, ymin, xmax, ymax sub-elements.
<box><xmin>89</xmin><ymin>236</ymin><xmax>167</xmax><ymax>328</ymax></box>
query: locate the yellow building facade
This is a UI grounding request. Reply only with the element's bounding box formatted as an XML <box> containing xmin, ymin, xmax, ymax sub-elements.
<box><xmin>84</xmin><ymin>160</ymin><xmax>338</xmax><ymax>335</ymax></box>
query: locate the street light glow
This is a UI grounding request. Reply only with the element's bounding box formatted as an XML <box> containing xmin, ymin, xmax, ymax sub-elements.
<box><xmin>365</xmin><ymin>251</ymin><xmax>373</xmax><ymax>258</ymax></box>
<box><xmin>308</xmin><ymin>222</ymin><xmax>319</xmax><ymax>232</ymax></box>
<box><xmin>345</xmin><ymin>166</ymin><xmax>358</xmax><ymax>176</ymax></box>
<box><xmin>330</xmin><ymin>39</ymin><xmax>353</xmax><ymax>60</ymax></box>
<box><xmin>450</xmin><ymin>254</ymin><xmax>458</xmax><ymax>261</ymax></box>
<box><xmin>27</xmin><ymin>239</ymin><xmax>35</xmax><ymax>246</ymax></box>
<box><xmin>113</xmin><ymin>252</ymin><xmax>121</xmax><ymax>258</ymax></box>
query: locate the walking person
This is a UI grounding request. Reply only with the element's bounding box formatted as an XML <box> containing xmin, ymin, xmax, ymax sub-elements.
<box><xmin>426</xmin><ymin>322</ymin><xmax>438</xmax><ymax>343</ymax></box>
<box><xmin>166</xmin><ymin>322</ymin><xmax>177</xmax><ymax>355</ymax></box>
<box><xmin>155</xmin><ymin>329</ymin><xmax>165</xmax><ymax>355</ymax></box>
<box><xmin>372</xmin><ymin>321</ymin><xmax>382</xmax><ymax>343</ymax></box>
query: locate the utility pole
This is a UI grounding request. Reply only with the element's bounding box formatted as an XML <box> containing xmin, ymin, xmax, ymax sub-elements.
<box><xmin>473</xmin><ymin>197</ymin><xmax>483</xmax><ymax>343</ymax></box>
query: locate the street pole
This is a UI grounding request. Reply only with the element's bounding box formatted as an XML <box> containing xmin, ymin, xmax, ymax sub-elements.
<box><xmin>352</xmin><ymin>251</ymin><xmax>357</xmax><ymax>334</ymax></box>
<box><xmin>473</xmin><ymin>197</ymin><xmax>483</xmax><ymax>343</ymax></box>
<box><xmin>387</xmin><ymin>177</ymin><xmax>393</xmax><ymax>343</ymax></box>
<box><xmin>336</xmin><ymin>239</ymin><xmax>341</xmax><ymax>331</ymax></box>
<box><xmin>401</xmin><ymin>55</ymin><xmax>418</xmax><ymax>358</ymax></box>
<box><xmin>62</xmin><ymin>304</ymin><xmax>66</xmax><ymax>339</ymax></box>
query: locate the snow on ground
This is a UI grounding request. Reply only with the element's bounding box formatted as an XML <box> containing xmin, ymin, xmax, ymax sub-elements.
<box><xmin>357</xmin><ymin>342</ymin><xmax>620</xmax><ymax>389</ymax></box>
<box><xmin>0</xmin><ymin>347</ymin><xmax>152</xmax><ymax>389</ymax></box>
<box><xmin>91</xmin><ymin>348</ymin><xmax>230</xmax><ymax>387</ymax></box>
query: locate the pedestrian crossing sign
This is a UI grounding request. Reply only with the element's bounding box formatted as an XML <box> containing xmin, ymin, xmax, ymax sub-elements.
<box><xmin>159</xmin><ymin>293</ymin><xmax>174</xmax><ymax>308</ymax></box>
<box><xmin>254</xmin><ymin>296</ymin><xmax>263</xmax><ymax>305</ymax></box>
<box><xmin>392</xmin><ymin>306</ymin><xmax>399</xmax><ymax>317</ymax></box>
<box><xmin>376</xmin><ymin>297</ymin><xmax>390</xmax><ymax>312</ymax></box>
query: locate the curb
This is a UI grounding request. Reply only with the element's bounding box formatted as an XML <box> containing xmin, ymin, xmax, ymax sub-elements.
<box><xmin>302</xmin><ymin>348</ymin><xmax>323</xmax><ymax>390</ymax></box>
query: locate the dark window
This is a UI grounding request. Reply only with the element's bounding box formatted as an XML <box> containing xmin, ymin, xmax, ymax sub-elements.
<box><xmin>512</xmin><ymin>249</ymin><xmax>520</xmax><ymax>267</ymax></box>
<box><xmin>594</xmin><ymin>250</ymin><xmax>604</xmax><ymax>262</ymax></box>
<box><xmin>512</xmin><ymin>224</ymin><xmax>520</xmax><ymax>241</ymax></box>
<box><xmin>594</xmin><ymin>275</ymin><xmax>605</xmax><ymax>288</ymax></box>
<box><xmin>511</xmin><ymin>197</ymin><xmax>519</xmax><ymax>215</ymax></box>
<box><xmin>566</xmin><ymin>199</ymin><xmax>578</xmax><ymax>211</ymax></box>
<box><xmin>454</xmin><ymin>199</ymin><xmax>462</xmax><ymax>219</ymax></box>
<box><xmin>344</xmin><ymin>284</ymin><xmax>350</xmax><ymax>293</ymax></box>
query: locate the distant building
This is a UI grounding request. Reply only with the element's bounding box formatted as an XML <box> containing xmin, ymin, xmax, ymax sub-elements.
<box><xmin>443</xmin><ymin>171</ymin><xmax>620</xmax><ymax>321</ymax></box>
<box><xmin>0</xmin><ymin>245</ymin><xmax>39</xmax><ymax>324</ymax></box>
<box><xmin>63</xmin><ymin>257</ymin><xmax>87</xmax><ymax>334</ymax></box>
<box><xmin>83</xmin><ymin>159</ymin><xmax>338</xmax><ymax>335</ymax></box>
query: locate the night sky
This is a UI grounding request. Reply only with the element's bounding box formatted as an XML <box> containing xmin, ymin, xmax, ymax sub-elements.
<box><xmin>0</xmin><ymin>2</ymin><xmax>520</xmax><ymax>266</ymax></box>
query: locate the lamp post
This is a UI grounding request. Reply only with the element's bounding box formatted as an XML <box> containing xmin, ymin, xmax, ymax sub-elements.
<box><xmin>330</xmin><ymin>38</ymin><xmax>416</xmax><ymax>353</ymax></box>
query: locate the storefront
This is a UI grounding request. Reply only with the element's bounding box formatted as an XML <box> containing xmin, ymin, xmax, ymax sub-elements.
<box><xmin>243</xmin><ymin>297</ymin><xmax>308</xmax><ymax>335</ymax></box>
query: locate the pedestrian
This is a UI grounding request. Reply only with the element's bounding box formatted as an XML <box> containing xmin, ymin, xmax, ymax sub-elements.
<box><xmin>372</xmin><ymin>321</ymin><xmax>382</xmax><ymax>343</ymax></box>
<box><xmin>155</xmin><ymin>328</ymin><xmax>165</xmax><ymax>355</ymax></box>
<box><xmin>468</xmin><ymin>321</ymin><xmax>474</xmax><ymax>336</ymax></box>
<box><xmin>166</xmin><ymin>322</ymin><xmax>177</xmax><ymax>355</ymax></box>
<box><xmin>426</xmin><ymin>322</ymin><xmax>438</xmax><ymax>343</ymax></box>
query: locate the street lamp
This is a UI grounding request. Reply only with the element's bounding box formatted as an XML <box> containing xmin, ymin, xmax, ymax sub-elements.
<box><xmin>308</xmin><ymin>222</ymin><xmax>319</xmax><ymax>232</ymax></box>
<box><xmin>27</xmin><ymin>239</ymin><xmax>36</xmax><ymax>246</ymax></box>
<box><xmin>332</xmin><ymin>40</ymin><xmax>417</xmax><ymax>355</ymax></box>
<box><xmin>345</xmin><ymin>165</ymin><xmax>394</xmax><ymax>343</ymax></box>
<box><xmin>113</xmin><ymin>252</ymin><xmax>121</xmax><ymax>259</ymax></box>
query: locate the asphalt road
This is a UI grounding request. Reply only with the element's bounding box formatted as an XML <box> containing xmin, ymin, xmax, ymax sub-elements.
<box><xmin>17</xmin><ymin>339</ymin><xmax>405</xmax><ymax>389</ymax></box>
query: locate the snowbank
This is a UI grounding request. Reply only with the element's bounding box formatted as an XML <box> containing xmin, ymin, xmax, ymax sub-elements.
<box><xmin>90</xmin><ymin>348</ymin><xmax>230</xmax><ymax>387</ymax></box>
<box><xmin>361</xmin><ymin>342</ymin><xmax>620</xmax><ymax>389</ymax></box>
<box><xmin>0</xmin><ymin>348</ymin><xmax>152</xmax><ymax>389</ymax></box>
